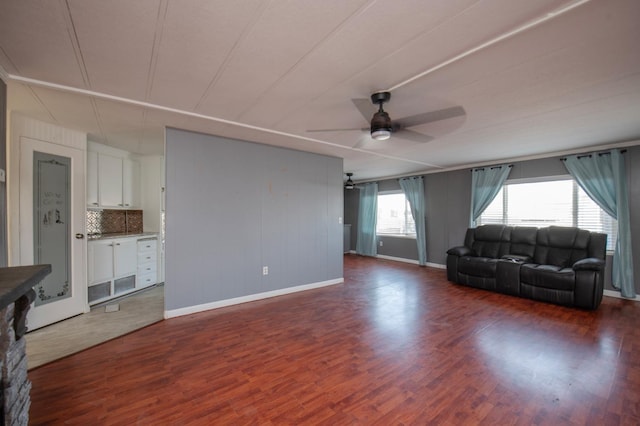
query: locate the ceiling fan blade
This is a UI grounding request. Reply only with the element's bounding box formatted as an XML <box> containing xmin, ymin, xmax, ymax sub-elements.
<box><xmin>394</xmin><ymin>129</ymin><xmax>434</xmax><ymax>143</ymax></box>
<box><xmin>351</xmin><ymin>98</ymin><xmax>376</xmax><ymax>121</ymax></box>
<box><xmin>306</xmin><ymin>127</ymin><xmax>363</xmax><ymax>132</ymax></box>
<box><xmin>352</xmin><ymin>134</ymin><xmax>375</xmax><ymax>149</ymax></box>
<box><xmin>395</xmin><ymin>106</ymin><xmax>466</xmax><ymax>128</ymax></box>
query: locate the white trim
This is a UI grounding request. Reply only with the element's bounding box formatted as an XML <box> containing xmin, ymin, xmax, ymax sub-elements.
<box><xmin>5</xmin><ymin>74</ymin><xmax>436</xmax><ymax>169</ymax></box>
<box><xmin>376</xmin><ymin>254</ymin><xmax>419</xmax><ymax>265</ymax></box>
<box><xmin>387</xmin><ymin>0</ymin><xmax>592</xmax><ymax>91</ymax></box>
<box><xmin>505</xmin><ymin>175</ymin><xmax>572</xmax><ymax>185</ymax></box>
<box><xmin>352</xmin><ymin>139</ymin><xmax>640</xmax><ymax>184</ymax></box>
<box><xmin>348</xmin><ymin>252</ymin><xmax>446</xmax><ymax>269</ymax></box>
<box><xmin>603</xmin><ymin>289</ymin><xmax>639</xmax><ymax>301</ymax></box>
<box><xmin>164</xmin><ymin>278</ymin><xmax>344</xmax><ymax>319</ymax></box>
<box><xmin>426</xmin><ymin>262</ymin><xmax>447</xmax><ymax>270</ymax></box>
<box><xmin>377</xmin><ymin>234</ymin><xmax>417</xmax><ymax>240</ymax></box>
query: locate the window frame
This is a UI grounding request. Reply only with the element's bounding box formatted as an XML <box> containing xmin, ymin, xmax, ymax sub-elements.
<box><xmin>375</xmin><ymin>190</ymin><xmax>416</xmax><ymax>239</ymax></box>
<box><xmin>477</xmin><ymin>175</ymin><xmax>617</xmax><ymax>253</ymax></box>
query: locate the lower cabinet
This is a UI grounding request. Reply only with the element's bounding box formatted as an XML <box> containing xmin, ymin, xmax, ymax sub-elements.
<box><xmin>88</xmin><ymin>235</ymin><xmax>158</xmax><ymax>305</ymax></box>
<box><xmin>137</xmin><ymin>238</ymin><xmax>158</xmax><ymax>288</ymax></box>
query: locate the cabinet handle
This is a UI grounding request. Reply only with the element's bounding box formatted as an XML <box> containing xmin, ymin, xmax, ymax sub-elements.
<box><xmin>125</xmin><ymin>204</ymin><xmax>130</xmax><ymax>206</ymax></box>
<box><xmin>118</xmin><ymin>204</ymin><xmax>124</xmax><ymax>206</ymax></box>
<box><xmin>116</xmin><ymin>243</ymin><xmax>120</xmax><ymax>246</ymax></box>
<box><xmin>92</xmin><ymin>203</ymin><xmax>99</xmax><ymax>206</ymax></box>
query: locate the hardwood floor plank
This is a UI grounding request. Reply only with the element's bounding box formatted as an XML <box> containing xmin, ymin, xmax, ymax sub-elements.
<box><xmin>29</xmin><ymin>255</ymin><xmax>640</xmax><ymax>424</ymax></box>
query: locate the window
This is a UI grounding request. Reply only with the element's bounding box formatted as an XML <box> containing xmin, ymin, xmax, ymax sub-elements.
<box><xmin>376</xmin><ymin>192</ymin><xmax>416</xmax><ymax>237</ymax></box>
<box><xmin>478</xmin><ymin>177</ymin><xmax>617</xmax><ymax>251</ymax></box>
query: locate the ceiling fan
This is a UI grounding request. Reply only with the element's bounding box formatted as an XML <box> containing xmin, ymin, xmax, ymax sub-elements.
<box><xmin>344</xmin><ymin>173</ymin><xmax>355</xmax><ymax>189</ymax></box>
<box><xmin>307</xmin><ymin>92</ymin><xmax>465</xmax><ymax>146</ymax></box>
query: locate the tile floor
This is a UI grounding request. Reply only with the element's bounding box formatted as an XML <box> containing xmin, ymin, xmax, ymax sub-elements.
<box><xmin>25</xmin><ymin>285</ymin><xmax>164</xmax><ymax>369</ymax></box>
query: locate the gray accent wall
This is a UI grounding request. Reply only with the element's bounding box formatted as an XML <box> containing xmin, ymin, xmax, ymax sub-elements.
<box><xmin>165</xmin><ymin>128</ymin><xmax>343</xmax><ymax>311</ymax></box>
<box><xmin>345</xmin><ymin>145</ymin><xmax>640</xmax><ymax>294</ymax></box>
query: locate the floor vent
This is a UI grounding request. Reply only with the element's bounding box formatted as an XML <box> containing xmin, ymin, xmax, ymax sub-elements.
<box><xmin>105</xmin><ymin>304</ymin><xmax>120</xmax><ymax>313</ymax></box>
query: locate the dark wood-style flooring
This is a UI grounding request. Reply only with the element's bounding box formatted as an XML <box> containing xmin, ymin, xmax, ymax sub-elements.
<box><xmin>29</xmin><ymin>255</ymin><xmax>640</xmax><ymax>424</ymax></box>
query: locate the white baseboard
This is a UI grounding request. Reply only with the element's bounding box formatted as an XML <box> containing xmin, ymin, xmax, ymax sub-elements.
<box><xmin>376</xmin><ymin>254</ymin><xmax>419</xmax><ymax>265</ymax></box>
<box><xmin>347</xmin><ymin>252</ymin><xmax>446</xmax><ymax>269</ymax></box>
<box><xmin>164</xmin><ymin>278</ymin><xmax>344</xmax><ymax>319</ymax></box>
<box><xmin>426</xmin><ymin>262</ymin><xmax>446</xmax><ymax>269</ymax></box>
<box><xmin>603</xmin><ymin>289</ymin><xmax>639</xmax><ymax>301</ymax></box>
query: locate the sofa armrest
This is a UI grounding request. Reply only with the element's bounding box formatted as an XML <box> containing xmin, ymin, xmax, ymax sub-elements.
<box><xmin>573</xmin><ymin>257</ymin><xmax>605</xmax><ymax>272</ymax></box>
<box><xmin>447</xmin><ymin>246</ymin><xmax>473</xmax><ymax>257</ymax></box>
<box><xmin>501</xmin><ymin>254</ymin><xmax>531</xmax><ymax>263</ymax></box>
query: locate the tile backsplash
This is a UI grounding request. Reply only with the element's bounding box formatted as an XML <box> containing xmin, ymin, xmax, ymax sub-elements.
<box><xmin>87</xmin><ymin>209</ymin><xmax>143</xmax><ymax>235</ymax></box>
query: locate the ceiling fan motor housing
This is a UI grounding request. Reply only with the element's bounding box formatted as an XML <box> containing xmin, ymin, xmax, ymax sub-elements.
<box><xmin>370</xmin><ymin>92</ymin><xmax>392</xmax><ymax>140</ymax></box>
<box><xmin>371</xmin><ymin>110</ymin><xmax>392</xmax><ymax>132</ymax></box>
<box><xmin>371</xmin><ymin>92</ymin><xmax>391</xmax><ymax>105</ymax></box>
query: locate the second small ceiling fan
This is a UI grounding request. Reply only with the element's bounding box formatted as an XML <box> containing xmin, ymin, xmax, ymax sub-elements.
<box><xmin>307</xmin><ymin>92</ymin><xmax>465</xmax><ymax>145</ymax></box>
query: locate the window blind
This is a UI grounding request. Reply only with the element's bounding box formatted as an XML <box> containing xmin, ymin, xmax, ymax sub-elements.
<box><xmin>478</xmin><ymin>179</ymin><xmax>617</xmax><ymax>251</ymax></box>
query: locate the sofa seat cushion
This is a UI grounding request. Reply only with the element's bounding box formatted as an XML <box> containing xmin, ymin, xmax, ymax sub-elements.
<box><xmin>520</xmin><ymin>263</ymin><xmax>575</xmax><ymax>291</ymax></box>
<box><xmin>458</xmin><ymin>257</ymin><xmax>499</xmax><ymax>278</ymax></box>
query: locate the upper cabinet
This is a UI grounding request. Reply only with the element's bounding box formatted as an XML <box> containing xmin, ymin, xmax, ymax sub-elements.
<box><xmin>87</xmin><ymin>151</ymin><xmax>99</xmax><ymax>207</ymax></box>
<box><xmin>87</xmin><ymin>142</ymin><xmax>140</xmax><ymax>209</ymax></box>
<box><xmin>98</xmin><ymin>153</ymin><xmax>124</xmax><ymax>207</ymax></box>
<box><xmin>122</xmin><ymin>158</ymin><xmax>140</xmax><ymax>208</ymax></box>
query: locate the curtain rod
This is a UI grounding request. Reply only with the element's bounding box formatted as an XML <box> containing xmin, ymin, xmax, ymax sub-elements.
<box><xmin>470</xmin><ymin>164</ymin><xmax>513</xmax><ymax>172</ymax></box>
<box><xmin>560</xmin><ymin>149</ymin><xmax>627</xmax><ymax>161</ymax></box>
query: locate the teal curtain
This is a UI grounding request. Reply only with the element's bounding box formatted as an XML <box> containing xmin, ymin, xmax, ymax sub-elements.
<box><xmin>563</xmin><ymin>149</ymin><xmax>635</xmax><ymax>298</ymax></box>
<box><xmin>470</xmin><ymin>164</ymin><xmax>511</xmax><ymax>227</ymax></box>
<box><xmin>356</xmin><ymin>182</ymin><xmax>378</xmax><ymax>257</ymax></box>
<box><xmin>399</xmin><ymin>177</ymin><xmax>427</xmax><ymax>266</ymax></box>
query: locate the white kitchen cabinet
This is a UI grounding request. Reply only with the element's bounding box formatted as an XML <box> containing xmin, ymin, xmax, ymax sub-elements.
<box><xmin>88</xmin><ymin>239</ymin><xmax>114</xmax><ymax>284</ymax></box>
<box><xmin>87</xmin><ymin>151</ymin><xmax>99</xmax><ymax>207</ymax></box>
<box><xmin>98</xmin><ymin>153</ymin><xmax>124</xmax><ymax>207</ymax></box>
<box><xmin>88</xmin><ymin>236</ymin><xmax>144</xmax><ymax>304</ymax></box>
<box><xmin>122</xmin><ymin>158</ymin><xmax>139</xmax><ymax>208</ymax></box>
<box><xmin>113</xmin><ymin>239</ymin><xmax>137</xmax><ymax>277</ymax></box>
<box><xmin>89</xmin><ymin>148</ymin><xmax>140</xmax><ymax>208</ymax></box>
<box><xmin>136</xmin><ymin>238</ymin><xmax>158</xmax><ymax>289</ymax></box>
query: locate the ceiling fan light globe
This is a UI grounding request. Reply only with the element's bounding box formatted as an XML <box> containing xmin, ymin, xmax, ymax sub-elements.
<box><xmin>371</xmin><ymin>129</ymin><xmax>391</xmax><ymax>140</ymax></box>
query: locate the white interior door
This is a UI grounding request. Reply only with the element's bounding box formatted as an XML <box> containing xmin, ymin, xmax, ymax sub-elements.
<box><xmin>20</xmin><ymin>137</ymin><xmax>87</xmax><ymax>330</ymax></box>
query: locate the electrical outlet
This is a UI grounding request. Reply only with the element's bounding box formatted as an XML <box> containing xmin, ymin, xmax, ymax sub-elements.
<box><xmin>338</xmin><ymin>217</ymin><xmax>343</xmax><ymax>224</ymax></box>
<box><xmin>262</xmin><ymin>266</ymin><xmax>269</xmax><ymax>275</ymax></box>
<box><xmin>379</xmin><ymin>240</ymin><xmax>383</xmax><ymax>247</ymax></box>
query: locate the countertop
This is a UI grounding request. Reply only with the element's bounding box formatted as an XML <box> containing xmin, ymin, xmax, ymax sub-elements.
<box><xmin>0</xmin><ymin>264</ymin><xmax>52</xmax><ymax>310</ymax></box>
<box><xmin>87</xmin><ymin>232</ymin><xmax>159</xmax><ymax>241</ymax></box>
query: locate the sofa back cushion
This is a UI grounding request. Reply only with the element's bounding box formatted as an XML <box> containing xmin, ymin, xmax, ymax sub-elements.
<box><xmin>509</xmin><ymin>227</ymin><xmax>537</xmax><ymax>258</ymax></box>
<box><xmin>470</xmin><ymin>225</ymin><xmax>511</xmax><ymax>259</ymax></box>
<box><xmin>534</xmin><ymin>226</ymin><xmax>593</xmax><ymax>268</ymax></box>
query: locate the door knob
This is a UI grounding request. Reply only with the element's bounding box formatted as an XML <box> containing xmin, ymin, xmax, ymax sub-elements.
<box><xmin>75</xmin><ymin>233</ymin><xmax>84</xmax><ymax>239</ymax></box>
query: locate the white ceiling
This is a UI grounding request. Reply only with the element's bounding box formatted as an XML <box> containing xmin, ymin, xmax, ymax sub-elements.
<box><xmin>1</xmin><ymin>0</ymin><xmax>639</xmax><ymax>181</ymax></box>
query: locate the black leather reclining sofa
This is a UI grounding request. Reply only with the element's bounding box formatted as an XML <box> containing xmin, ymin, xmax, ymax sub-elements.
<box><xmin>446</xmin><ymin>225</ymin><xmax>607</xmax><ymax>309</ymax></box>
